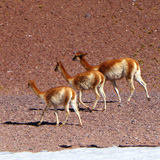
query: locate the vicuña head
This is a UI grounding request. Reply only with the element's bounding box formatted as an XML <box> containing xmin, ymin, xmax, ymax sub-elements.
<box><xmin>72</xmin><ymin>51</ymin><xmax>150</xmax><ymax>102</ymax></box>
<box><xmin>54</xmin><ymin>61</ymin><xmax>62</xmax><ymax>72</ymax></box>
<box><xmin>28</xmin><ymin>80</ymin><xmax>35</xmax><ymax>88</ymax></box>
<box><xmin>28</xmin><ymin>80</ymin><xmax>44</xmax><ymax>98</ymax></box>
<box><xmin>28</xmin><ymin>80</ymin><xmax>82</xmax><ymax>126</ymax></box>
<box><xmin>72</xmin><ymin>52</ymin><xmax>87</xmax><ymax>61</ymax></box>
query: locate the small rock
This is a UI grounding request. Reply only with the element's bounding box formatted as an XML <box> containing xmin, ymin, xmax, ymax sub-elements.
<box><xmin>85</xmin><ymin>14</ymin><xmax>91</xmax><ymax>18</ymax></box>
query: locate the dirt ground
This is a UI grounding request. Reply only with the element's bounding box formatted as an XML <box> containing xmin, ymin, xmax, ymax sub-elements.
<box><xmin>0</xmin><ymin>0</ymin><xmax>160</xmax><ymax>152</ymax></box>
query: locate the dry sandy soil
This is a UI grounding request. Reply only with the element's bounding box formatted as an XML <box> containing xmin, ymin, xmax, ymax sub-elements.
<box><xmin>0</xmin><ymin>0</ymin><xmax>160</xmax><ymax>152</ymax></box>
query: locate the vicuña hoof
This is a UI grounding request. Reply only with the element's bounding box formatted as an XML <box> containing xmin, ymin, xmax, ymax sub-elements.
<box><xmin>37</xmin><ymin>122</ymin><xmax>41</xmax><ymax>126</ymax></box>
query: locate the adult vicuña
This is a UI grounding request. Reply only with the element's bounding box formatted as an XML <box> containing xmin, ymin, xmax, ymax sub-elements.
<box><xmin>28</xmin><ymin>80</ymin><xmax>82</xmax><ymax>126</ymax></box>
<box><xmin>54</xmin><ymin>61</ymin><xmax>106</xmax><ymax>111</ymax></box>
<box><xmin>72</xmin><ymin>52</ymin><xmax>150</xmax><ymax>102</ymax></box>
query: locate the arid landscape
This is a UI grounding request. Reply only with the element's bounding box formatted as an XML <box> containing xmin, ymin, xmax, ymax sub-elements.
<box><xmin>0</xmin><ymin>0</ymin><xmax>160</xmax><ymax>152</ymax></box>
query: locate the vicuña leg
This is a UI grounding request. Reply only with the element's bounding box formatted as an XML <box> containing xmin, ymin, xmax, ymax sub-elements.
<box><xmin>99</xmin><ymin>85</ymin><xmax>107</xmax><ymax>111</ymax></box>
<box><xmin>62</xmin><ymin>103</ymin><xmax>70</xmax><ymax>125</ymax></box>
<box><xmin>78</xmin><ymin>90</ymin><xmax>90</xmax><ymax>109</ymax></box>
<box><xmin>127</xmin><ymin>77</ymin><xmax>135</xmax><ymax>102</ymax></box>
<box><xmin>111</xmin><ymin>80</ymin><xmax>121</xmax><ymax>103</ymax></box>
<box><xmin>135</xmin><ymin>71</ymin><xmax>150</xmax><ymax>101</ymax></box>
<box><xmin>54</xmin><ymin>104</ymin><xmax>60</xmax><ymax>126</ymax></box>
<box><xmin>71</xmin><ymin>99</ymin><xmax>82</xmax><ymax>125</ymax></box>
<box><xmin>92</xmin><ymin>87</ymin><xmax>100</xmax><ymax>110</ymax></box>
<box><xmin>38</xmin><ymin>103</ymin><xmax>51</xmax><ymax>125</ymax></box>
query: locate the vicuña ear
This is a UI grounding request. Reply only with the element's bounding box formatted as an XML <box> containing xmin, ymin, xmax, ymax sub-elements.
<box><xmin>74</xmin><ymin>51</ymin><xmax>83</xmax><ymax>55</ymax></box>
<box><xmin>28</xmin><ymin>80</ymin><xmax>33</xmax><ymax>83</ymax></box>
<box><xmin>56</xmin><ymin>62</ymin><xmax>60</xmax><ymax>65</ymax></box>
<box><xmin>83</xmin><ymin>53</ymin><xmax>87</xmax><ymax>56</ymax></box>
<box><xmin>79</xmin><ymin>53</ymin><xmax>87</xmax><ymax>58</ymax></box>
<box><xmin>59</xmin><ymin>61</ymin><xmax>62</xmax><ymax>65</ymax></box>
<box><xmin>28</xmin><ymin>80</ymin><xmax>31</xmax><ymax>88</ymax></box>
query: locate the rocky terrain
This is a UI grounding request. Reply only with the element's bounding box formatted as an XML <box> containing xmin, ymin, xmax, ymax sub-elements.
<box><xmin>0</xmin><ymin>0</ymin><xmax>160</xmax><ymax>152</ymax></box>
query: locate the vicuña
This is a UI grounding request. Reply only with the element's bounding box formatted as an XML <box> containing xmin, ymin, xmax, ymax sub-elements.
<box><xmin>28</xmin><ymin>80</ymin><xmax>82</xmax><ymax>126</ymax></box>
<box><xmin>72</xmin><ymin>52</ymin><xmax>150</xmax><ymax>102</ymax></box>
<box><xmin>54</xmin><ymin>61</ymin><xmax>106</xmax><ymax>111</ymax></box>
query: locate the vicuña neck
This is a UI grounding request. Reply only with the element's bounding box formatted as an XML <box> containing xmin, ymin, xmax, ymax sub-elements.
<box><xmin>81</xmin><ymin>57</ymin><xmax>98</xmax><ymax>71</ymax></box>
<box><xmin>30</xmin><ymin>83</ymin><xmax>44</xmax><ymax>98</ymax></box>
<box><xmin>60</xmin><ymin>64</ymin><xmax>73</xmax><ymax>83</ymax></box>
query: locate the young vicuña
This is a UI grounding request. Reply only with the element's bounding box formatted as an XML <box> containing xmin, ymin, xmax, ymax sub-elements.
<box><xmin>72</xmin><ymin>52</ymin><xmax>150</xmax><ymax>102</ymax></box>
<box><xmin>28</xmin><ymin>80</ymin><xmax>82</xmax><ymax>126</ymax></box>
<box><xmin>54</xmin><ymin>61</ymin><xmax>106</xmax><ymax>111</ymax></box>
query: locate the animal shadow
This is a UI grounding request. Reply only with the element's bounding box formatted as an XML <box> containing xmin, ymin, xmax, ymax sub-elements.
<box><xmin>29</xmin><ymin>107</ymin><xmax>88</xmax><ymax>112</ymax></box>
<box><xmin>3</xmin><ymin>121</ymin><xmax>57</xmax><ymax>126</ymax></box>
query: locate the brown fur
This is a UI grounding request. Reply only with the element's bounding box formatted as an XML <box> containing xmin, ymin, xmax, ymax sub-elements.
<box><xmin>55</xmin><ymin>61</ymin><xmax>107</xmax><ymax>110</ymax></box>
<box><xmin>72</xmin><ymin>52</ymin><xmax>150</xmax><ymax>102</ymax></box>
<box><xmin>28</xmin><ymin>80</ymin><xmax>82</xmax><ymax>126</ymax></box>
